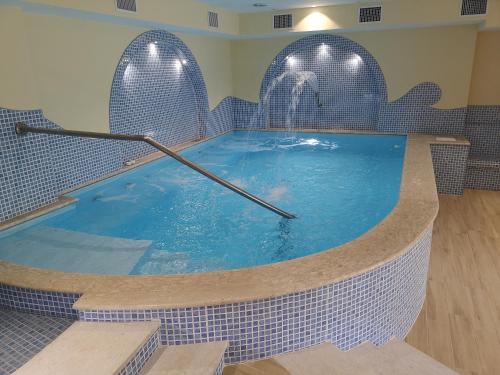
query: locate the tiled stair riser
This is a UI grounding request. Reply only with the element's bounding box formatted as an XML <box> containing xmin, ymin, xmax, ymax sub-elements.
<box><xmin>118</xmin><ymin>328</ymin><xmax>161</xmax><ymax>375</ymax></box>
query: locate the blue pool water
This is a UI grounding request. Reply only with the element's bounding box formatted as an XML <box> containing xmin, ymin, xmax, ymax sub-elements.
<box><xmin>0</xmin><ymin>131</ymin><xmax>406</xmax><ymax>275</ymax></box>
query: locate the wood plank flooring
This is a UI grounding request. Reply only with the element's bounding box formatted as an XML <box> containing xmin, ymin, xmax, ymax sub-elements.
<box><xmin>406</xmin><ymin>189</ymin><xmax>500</xmax><ymax>375</ymax></box>
<box><xmin>224</xmin><ymin>190</ymin><xmax>500</xmax><ymax>375</ymax></box>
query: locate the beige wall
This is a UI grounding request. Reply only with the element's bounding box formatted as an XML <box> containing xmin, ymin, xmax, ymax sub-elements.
<box><xmin>0</xmin><ymin>6</ymin><xmax>39</xmax><ymax>110</ymax></box>
<box><xmin>0</xmin><ymin>6</ymin><xmax>233</xmax><ymax>132</ymax></box>
<box><xmin>239</xmin><ymin>0</ymin><xmax>492</xmax><ymax>36</ymax></box>
<box><xmin>232</xmin><ymin>26</ymin><xmax>478</xmax><ymax>109</ymax></box>
<box><xmin>468</xmin><ymin>31</ymin><xmax>500</xmax><ymax>105</ymax></box>
<box><xmin>24</xmin><ymin>0</ymin><xmax>239</xmax><ymax>35</ymax></box>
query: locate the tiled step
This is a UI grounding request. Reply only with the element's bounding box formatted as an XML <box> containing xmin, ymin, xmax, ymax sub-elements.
<box><xmin>140</xmin><ymin>342</ymin><xmax>228</xmax><ymax>375</ymax></box>
<box><xmin>13</xmin><ymin>321</ymin><xmax>160</xmax><ymax>375</ymax></box>
<box><xmin>223</xmin><ymin>340</ymin><xmax>458</xmax><ymax>375</ymax></box>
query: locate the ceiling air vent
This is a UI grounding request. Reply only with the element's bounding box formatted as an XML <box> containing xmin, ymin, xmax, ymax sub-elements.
<box><xmin>461</xmin><ymin>0</ymin><xmax>488</xmax><ymax>15</ymax></box>
<box><xmin>208</xmin><ymin>11</ymin><xmax>219</xmax><ymax>28</ymax></box>
<box><xmin>116</xmin><ymin>0</ymin><xmax>137</xmax><ymax>12</ymax></box>
<box><xmin>273</xmin><ymin>14</ymin><xmax>293</xmax><ymax>29</ymax></box>
<box><xmin>359</xmin><ymin>6</ymin><xmax>382</xmax><ymax>23</ymax></box>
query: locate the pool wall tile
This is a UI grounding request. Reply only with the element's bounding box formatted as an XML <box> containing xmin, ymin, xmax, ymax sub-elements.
<box><xmin>0</xmin><ymin>283</ymin><xmax>80</xmax><ymax>319</ymax></box>
<box><xmin>0</xmin><ymin>109</ymin><xmax>59</xmax><ymax>223</ymax></box>
<box><xmin>77</xmin><ymin>225</ymin><xmax>432</xmax><ymax>364</ymax></box>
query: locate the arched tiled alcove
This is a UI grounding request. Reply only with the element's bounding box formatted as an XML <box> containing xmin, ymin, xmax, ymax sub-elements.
<box><xmin>259</xmin><ymin>34</ymin><xmax>387</xmax><ymax>130</ymax></box>
<box><xmin>109</xmin><ymin>30</ymin><xmax>209</xmax><ymax>161</ymax></box>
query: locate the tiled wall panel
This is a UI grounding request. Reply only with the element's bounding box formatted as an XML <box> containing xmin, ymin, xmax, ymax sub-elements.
<box><xmin>0</xmin><ymin>284</ymin><xmax>80</xmax><ymax>319</ymax></box>
<box><xmin>430</xmin><ymin>144</ymin><xmax>470</xmax><ymax>195</ymax></box>
<box><xmin>78</xmin><ymin>226</ymin><xmax>432</xmax><ymax>364</ymax></box>
<box><xmin>206</xmin><ymin>97</ymin><xmax>234</xmax><ymax>137</ymax></box>
<box><xmin>464</xmin><ymin>105</ymin><xmax>500</xmax><ymax>159</ymax></box>
<box><xmin>109</xmin><ymin>30</ymin><xmax>210</xmax><ymax>162</ymax></box>
<box><xmin>0</xmin><ymin>110</ymin><xmax>58</xmax><ymax>222</ymax></box>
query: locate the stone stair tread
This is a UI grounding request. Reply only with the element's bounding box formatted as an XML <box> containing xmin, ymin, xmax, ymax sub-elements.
<box><xmin>370</xmin><ymin>339</ymin><xmax>459</xmax><ymax>374</ymax></box>
<box><xmin>274</xmin><ymin>343</ymin><xmax>379</xmax><ymax>374</ymax></box>
<box><xmin>142</xmin><ymin>342</ymin><xmax>228</xmax><ymax>375</ymax></box>
<box><xmin>239</xmin><ymin>341</ymin><xmax>459</xmax><ymax>375</ymax></box>
<box><xmin>14</xmin><ymin>321</ymin><xmax>160</xmax><ymax>375</ymax></box>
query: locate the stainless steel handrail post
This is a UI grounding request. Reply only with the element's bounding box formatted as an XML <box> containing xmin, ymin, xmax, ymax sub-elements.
<box><xmin>15</xmin><ymin>122</ymin><xmax>296</xmax><ymax>219</ymax></box>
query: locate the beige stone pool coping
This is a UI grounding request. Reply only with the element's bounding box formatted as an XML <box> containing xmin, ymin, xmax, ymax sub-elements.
<box><xmin>0</xmin><ymin>131</ymin><xmax>469</xmax><ymax>310</ymax></box>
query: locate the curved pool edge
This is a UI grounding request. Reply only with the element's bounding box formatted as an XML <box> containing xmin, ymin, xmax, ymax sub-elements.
<box><xmin>0</xmin><ymin>133</ymin><xmax>443</xmax><ymax>311</ymax></box>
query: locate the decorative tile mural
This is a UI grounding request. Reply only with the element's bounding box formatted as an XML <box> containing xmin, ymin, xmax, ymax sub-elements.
<box><xmin>257</xmin><ymin>34</ymin><xmax>386</xmax><ymax>130</ymax></box>
<box><xmin>109</xmin><ymin>30</ymin><xmax>210</xmax><ymax>162</ymax></box>
<box><xmin>78</xmin><ymin>226</ymin><xmax>432</xmax><ymax>364</ymax></box>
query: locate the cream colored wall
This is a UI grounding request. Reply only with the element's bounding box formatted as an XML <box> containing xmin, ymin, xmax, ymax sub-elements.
<box><xmin>468</xmin><ymin>31</ymin><xmax>500</xmax><ymax>105</ymax></box>
<box><xmin>179</xmin><ymin>33</ymin><xmax>233</xmax><ymax>110</ymax></box>
<box><xmin>231</xmin><ymin>26</ymin><xmax>478</xmax><ymax>109</ymax></box>
<box><xmin>239</xmin><ymin>0</ymin><xmax>487</xmax><ymax>36</ymax></box>
<box><xmin>24</xmin><ymin>13</ymin><xmax>142</xmax><ymax>132</ymax></box>
<box><xmin>0</xmin><ymin>6</ymin><xmax>233</xmax><ymax>132</ymax></box>
<box><xmin>23</xmin><ymin>0</ymin><xmax>239</xmax><ymax>35</ymax></box>
<box><xmin>0</xmin><ymin>6</ymin><xmax>39</xmax><ymax>110</ymax></box>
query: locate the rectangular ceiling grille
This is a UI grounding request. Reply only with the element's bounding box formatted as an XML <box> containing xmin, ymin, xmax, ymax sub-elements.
<box><xmin>461</xmin><ymin>0</ymin><xmax>488</xmax><ymax>15</ymax></box>
<box><xmin>208</xmin><ymin>11</ymin><xmax>219</xmax><ymax>28</ymax></box>
<box><xmin>273</xmin><ymin>14</ymin><xmax>293</xmax><ymax>29</ymax></box>
<box><xmin>116</xmin><ymin>0</ymin><xmax>136</xmax><ymax>12</ymax></box>
<box><xmin>359</xmin><ymin>6</ymin><xmax>382</xmax><ymax>23</ymax></box>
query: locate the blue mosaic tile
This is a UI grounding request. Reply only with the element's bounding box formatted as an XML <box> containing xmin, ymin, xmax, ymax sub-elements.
<box><xmin>378</xmin><ymin>83</ymin><xmax>467</xmax><ymax>135</ymax></box>
<box><xmin>430</xmin><ymin>144</ymin><xmax>470</xmax><ymax>195</ymax></box>
<box><xmin>0</xmin><ymin>109</ymin><xmax>58</xmax><ymax>222</ymax></box>
<box><xmin>464</xmin><ymin>105</ymin><xmax>500</xmax><ymax>159</ymax></box>
<box><xmin>78</xmin><ymin>226</ymin><xmax>432</xmax><ymax>364</ymax></box>
<box><xmin>118</xmin><ymin>327</ymin><xmax>160</xmax><ymax>375</ymax></box>
<box><xmin>206</xmin><ymin>97</ymin><xmax>234</xmax><ymax>137</ymax></box>
<box><xmin>0</xmin><ymin>308</ymin><xmax>73</xmax><ymax>375</ymax></box>
<box><xmin>258</xmin><ymin>34</ymin><xmax>385</xmax><ymax>130</ymax></box>
<box><xmin>109</xmin><ymin>30</ymin><xmax>210</xmax><ymax>162</ymax></box>
<box><xmin>0</xmin><ymin>284</ymin><xmax>80</xmax><ymax>319</ymax></box>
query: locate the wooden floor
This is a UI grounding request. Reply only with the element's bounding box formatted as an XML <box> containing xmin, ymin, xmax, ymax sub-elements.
<box><xmin>406</xmin><ymin>189</ymin><xmax>500</xmax><ymax>375</ymax></box>
<box><xmin>224</xmin><ymin>190</ymin><xmax>500</xmax><ymax>375</ymax></box>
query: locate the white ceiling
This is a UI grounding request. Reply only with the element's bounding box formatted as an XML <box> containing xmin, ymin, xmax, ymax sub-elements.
<box><xmin>197</xmin><ymin>0</ymin><xmax>373</xmax><ymax>13</ymax></box>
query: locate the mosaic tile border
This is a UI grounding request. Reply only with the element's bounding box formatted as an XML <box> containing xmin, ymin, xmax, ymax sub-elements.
<box><xmin>77</xmin><ymin>225</ymin><xmax>432</xmax><ymax>364</ymax></box>
<box><xmin>0</xmin><ymin>284</ymin><xmax>80</xmax><ymax>319</ymax></box>
<box><xmin>118</xmin><ymin>327</ymin><xmax>160</xmax><ymax>375</ymax></box>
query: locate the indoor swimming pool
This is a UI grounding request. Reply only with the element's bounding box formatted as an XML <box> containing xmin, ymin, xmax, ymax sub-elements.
<box><xmin>0</xmin><ymin>131</ymin><xmax>405</xmax><ymax>275</ymax></box>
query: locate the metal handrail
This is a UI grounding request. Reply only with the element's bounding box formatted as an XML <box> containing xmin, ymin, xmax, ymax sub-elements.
<box><xmin>15</xmin><ymin>123</ymin><xmax>296</xmax><ymax>219</ymax></box>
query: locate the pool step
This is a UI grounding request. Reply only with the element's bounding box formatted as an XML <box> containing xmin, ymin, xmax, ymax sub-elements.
<box><xmin>13</xmin><ymin>321</ymin><xmax>160</xmax><ymax>375</ymax></box>
<box><xmin>140</xmin><ymin>342</ymin><xmax>228</xmax><ymax>375</ymax></box>
<box><xmin>223</xmin><ymin>340</ymin><xmax>458</xmax><ymax>374</ymax></box>
<box><xmin>0</xmin><ymin>226</ymin><xmax>151</xmax><ymax>274</ymax></box>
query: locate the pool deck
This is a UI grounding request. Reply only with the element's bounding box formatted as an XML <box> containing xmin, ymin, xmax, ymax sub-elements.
<box><xmin>0</xmin><ymin>132</ymin><xmax>468</xmax><ymax>310</ymax></box>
